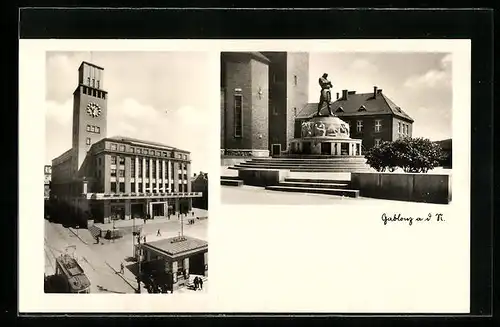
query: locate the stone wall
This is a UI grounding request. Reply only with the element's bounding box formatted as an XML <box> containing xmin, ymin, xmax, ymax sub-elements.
<box><xmin>238</xmin><ymin>169</ymin><xmax>289</xmax><ymax>187</ymax></box>
<box><xmin>351</xmin><ymin>172</ymin><xmax>451</xmax><ymax>204</ymax></box>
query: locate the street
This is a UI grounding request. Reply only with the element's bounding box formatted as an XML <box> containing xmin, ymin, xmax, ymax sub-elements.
<box><xmin>44</xmin><ymin>215</ymin><xmax>208</xmax><ymax>294</ymax></box>
<box><xmin>44</xmin><ymin>220</ymin><xmax>136</xmax><ymax>293</ymax></box>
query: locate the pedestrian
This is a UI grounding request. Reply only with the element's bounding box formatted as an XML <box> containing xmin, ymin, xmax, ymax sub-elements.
<box><xmin>120</xmin><ymin>262</ymin><xmax>124</xmax><ymax>274</ymax></box>
<box><xmin>95</xmin><ymin>235</ymin><xmax>99</xmax><ymax>244</ymax></box>
<box><xmin>199</xmin><ymin>277</ymin><xmax>203</xmax><ymax>290</ymax></box>
<box><xmin>143</xmin><ymin>236</ymin><xmax>147</xmax><ymax>243</ymax></box>
<box><xmin>193</xmin><ymin>277</ymin><xmax>199</xmax><ymax>290</ymax></box>
<box><xmin>156</xmin><ymin>229</ymin><xmax>161</xmax><ymax>237</ymax></box>
<box><xmin>192</xmin><ymin>211</ymin><xmax>194</xmax><ymax>217</ymax></box>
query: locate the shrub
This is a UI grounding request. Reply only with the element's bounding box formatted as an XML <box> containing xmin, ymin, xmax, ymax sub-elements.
<box><xmin>365</xmin><ymin>137</ymin><xmax>445</xmax><ymax>173</ymax></box>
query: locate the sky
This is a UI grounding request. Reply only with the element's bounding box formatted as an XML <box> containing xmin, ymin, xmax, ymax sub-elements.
<box><xmin>308</xmin><ymin>52</ymin><xmax>452</xmax><ymax>141</ymax></box>
<box><xmin>45</xmin><ymin>51</ymin><xmax>212</xmax><ymax>175</ymax></box>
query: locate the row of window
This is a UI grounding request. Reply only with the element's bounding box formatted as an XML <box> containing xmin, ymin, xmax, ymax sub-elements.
<box><xmin>398</xmin><ymin>122</ymin><xmax>410</xmax><ymax>136</ymax></box>
<box><xmin>109</xmin><ymin>182</ymin><xmax>188</xmax><ymax>193</ymax></box>
<box><xmin>108</xmin><ymin>168</ymin><xmax>187</xmax><ymax>180</ymax></box>
<box><xmin>109</xmin><ymin>143</ymin><xmax>188</xmax><ymax>160</ymax></box>
<box><xmin>82</xmin><ymin>85</ymin><xmax>105</xmax><ymax>99</ymax></box>
<box><xmin>87</xmin><ymin>77</ymin><xmax>100</xmax><ymax>89</ymax></box>
<box><xmin>348</xmin><ymin>119</ymin><xmax>383</xmax><ymax>133</ymax></box>
<box><xmin>86</xmin><ymin>125</ymin><xmax>101</xmax><ymax>134</ymax></box>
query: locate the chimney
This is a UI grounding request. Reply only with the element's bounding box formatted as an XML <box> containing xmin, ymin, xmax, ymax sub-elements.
<box><xmin>342</xmin><ymin>89</ymin><xmax>348</xmax><ymax>100</ymax></box>
<box><xmin>374</xmin><ymin>86</ymin><xmax>378</xmax><ymax>98</ymax></box>
<box><xmin>336</xmin><ymin>92</ymin><xmax>339</xmax><ymax>100</ymax></box>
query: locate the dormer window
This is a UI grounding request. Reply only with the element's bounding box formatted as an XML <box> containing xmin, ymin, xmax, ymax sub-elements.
<box><xmin>336</xmin><ymin>106</ymin><xmax>344</xmax><ymax>113</ymax></box>
<box><xmin>358</xmin><ymin>105</ymin><xmax>367</xmax><ymax>112</ymax></box>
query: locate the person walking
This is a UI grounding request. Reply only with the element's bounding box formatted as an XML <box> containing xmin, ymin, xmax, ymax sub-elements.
<box><xmin>156</xmin><ymin>229</ymin><xmax>161</xmax><ymax>237</ymax></box>
<box><xmin>120</xmin><ymin>262</ymin><xmax>124</xmax><ymax>274</ymax></box>
<box><xmin>199</xmin><ymin>277</ymin><xmax>203</xmax><ymax>290</ymax></box>
<box><xmin>193</xmin><ymin>277</ymin><xmax>199</xmax><ymax>291</ymax></box>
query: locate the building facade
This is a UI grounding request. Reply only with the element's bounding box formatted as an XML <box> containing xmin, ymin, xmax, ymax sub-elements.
<box><xmin>44</xmin><ymin>165</ymin><xmax>52</xmax><ymax>200</ymax></box>
<box><xmin>191</xmin><ymin>172</ymin><xmax>208</xmax><ymax>210</ymax></box>
<box><xmin>50</xmin><ymin>61</ymin><xmax>201</xmax><ymax>226</ymax></box>
<box><xmin>220</xmin><ymin>52</ymin><xmax>310</xmax><ymax>157</ymax></box>
<box><xmin>296</xmin><ymin>87</ymin><xmax>414</xmax><ymax>150</ymax></box>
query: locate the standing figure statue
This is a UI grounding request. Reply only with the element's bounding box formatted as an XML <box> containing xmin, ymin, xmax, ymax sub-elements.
<box><xmin>317</xmin><ymin>73</ymin><xmax>334</xmax><ymax>116</ymax></box>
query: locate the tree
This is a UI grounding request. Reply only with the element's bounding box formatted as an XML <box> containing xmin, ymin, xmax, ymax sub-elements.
<box><xmin>365</xmin><ymin>137</ymin><xmax>445</xmax><ymax>173</ymax></box>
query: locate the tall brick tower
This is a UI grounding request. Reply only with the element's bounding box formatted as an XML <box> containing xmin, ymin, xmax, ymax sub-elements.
<box><xmin>220</xmin><ymin>52</ymin><xmax>270</xmax><ymax>157</ymax></box>
<box><xmin>261</xmin><ymin>52</ymin><xmax>309</xmax><ymax>155</ymax></box>
<box><xmin>72</xmin><ymin>61</ymin><xmax>108</xmax><ymax>171</ymax></box>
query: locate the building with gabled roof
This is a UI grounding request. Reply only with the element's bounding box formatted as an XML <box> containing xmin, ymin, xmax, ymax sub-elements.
<box><xmin>295</xmin><ymin>86</ymin><xmax>414</xmax><ymax>150</ymax></box>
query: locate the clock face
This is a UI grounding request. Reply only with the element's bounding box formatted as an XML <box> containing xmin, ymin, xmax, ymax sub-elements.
<box><xmin>86</xmin><ymin>102</ymin><xmax>102</xmax><ymax>117</ymax></box>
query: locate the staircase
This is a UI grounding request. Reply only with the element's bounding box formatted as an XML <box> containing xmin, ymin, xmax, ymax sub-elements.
<box><xmin>265</xmin><ymin>178</ymin><xmax>360</xmax><ymax>198</ymax></box>
<box><xmin>220</xmin><ymin>176</ymin><xmax>243</xmax><ymax>186</ymax></box>
<box><xmin>228</xmin><ymin>157</ymin><xmax>371</xmax><ymax>173</ymax></box>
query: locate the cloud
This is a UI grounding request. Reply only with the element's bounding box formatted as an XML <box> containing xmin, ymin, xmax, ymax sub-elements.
<box><xmin>349</xmin><ymin>58</ymin><xmax>379</xmax><ymax>74</ymax></box>
<box><xmin>46</xmin><ymin>98</ymin><xmax>73</xmax><ymax>126</ymax></box>
<box><xmin>404</xmin><ymin>54</ymin><xmax>452</xmax><ymax>89</ymax></box>
<box><xmin>105</xmin><ymin>98</ymin><xmax>211</xmax><ymax>173</ymax></box>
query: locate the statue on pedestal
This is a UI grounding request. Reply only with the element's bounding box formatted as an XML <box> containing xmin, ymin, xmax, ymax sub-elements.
<box><xmin>317</xmin><ymin>73</ymin><xmax>334</xmax><ymax>117</ymax></box>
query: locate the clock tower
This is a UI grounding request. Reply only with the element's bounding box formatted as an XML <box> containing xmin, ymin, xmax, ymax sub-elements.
<box><xmin>72</xmin><ymin>61</ymin><xmax>108</xmax><ymax>171</ymax></box>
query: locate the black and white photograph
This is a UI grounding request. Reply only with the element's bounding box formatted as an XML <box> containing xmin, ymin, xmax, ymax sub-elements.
<box><xmin>19</xmin><ymin>38</ymin><xmax>473</xmax><ymax>314</ymax></box>
<box><xmin>220</xmin><ymin>51</ymin><xmax>453</xmax><ymax>206</ymax></box>
<box><xmin>43</xmin><ymin>51</ymin><xmax>210</xmax><ymax>294</ymax></box>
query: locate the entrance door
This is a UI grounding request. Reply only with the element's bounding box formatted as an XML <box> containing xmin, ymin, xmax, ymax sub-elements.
<box><xmin>152</xmin><ymin>203</ymin><xmax>165</xmax><ymax>218</ymax></box>
<box><xmin>189</xmin><ymin>252</ymin><xmax>205</xmax><ymax>275</ymax></box>
<box><xmin>271</xmin><ymin>144</ymin><xmax>281</xmax><ymax>157</ymax></box>
<box><xmin>321</xmin><ymin>142</ymin><xmax>331</xmax><ymax>155</ymax></box>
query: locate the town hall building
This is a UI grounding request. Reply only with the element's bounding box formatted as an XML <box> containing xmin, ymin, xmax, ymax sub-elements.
<box><xmin>50</xmin><ymin>61</ymin><xmax>201</xmax><ymax>226</ymax></box>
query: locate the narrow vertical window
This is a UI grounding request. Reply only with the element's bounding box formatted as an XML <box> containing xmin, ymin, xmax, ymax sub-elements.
<box><xmin>87</xmin><ymin>77</ymin><xmax>90</xmax><ymax>86</ymax></box>
<box><xmin>356</xmin><ymin>120</ymin><xmax>363</xmax><ymax>133</ymax></box>
<box><xmin>234</xmin><ymin>94</ymin><xmax>243</xmax><ymax>137</ymax></box>
<box><xmin>375</xmin><ymin>120</ymin><xmax>382</xmax><ymax>133</ymax></box>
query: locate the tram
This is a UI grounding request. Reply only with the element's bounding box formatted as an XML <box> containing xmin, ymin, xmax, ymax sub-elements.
<box><xmin>54</xmin><ymin>254</ymin><xmax>91</xmax><ymax>293</ymax></box>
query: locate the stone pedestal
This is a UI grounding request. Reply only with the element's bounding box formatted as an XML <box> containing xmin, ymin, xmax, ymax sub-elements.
<box><xmin>291</xmin><ymin>115</ymin><xmax>363</xmax><ymax>157</ymax></box>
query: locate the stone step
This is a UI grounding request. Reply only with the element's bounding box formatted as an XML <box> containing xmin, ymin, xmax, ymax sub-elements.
<box><xmin>238</xmin><ymin>163</ymin><xmax>369</xmax><ymax>169</ymax></box>
<box><xmin>227</xmin><ymin>166</ymin><xmax>371</xmax><ymax>173</ymax></box>
<box><xmin>265</xmin><ymin>185</ymin><xmax>360</xmax><ymax>198</ymax></box>
<box><xmin>221</xmin><ymin>176</ymin><xmax>243</xmax><ymax>181</ymax></box>
<box><xmin>278</xmin><ymin>181</ymin><xmax>350</xmax><ymax>189</ymax></box>
<box><xmin>221</xmin><ymin>179</ymin><xmax>243</xmax><ymax>186</ymax></box>
<box><xmin>244</xmin><ymin>159</ymin><xmax>368</xmax><ymax>164</ymax></box>
<box><xmin>290</xmin><ymin>168</ymin><xmax>371</xmax><ymax>173</ymax></box>
<box><xmin>285</xmin><ymin>178</ymin><xmax>350</xmax><ymax>184</ymax></box>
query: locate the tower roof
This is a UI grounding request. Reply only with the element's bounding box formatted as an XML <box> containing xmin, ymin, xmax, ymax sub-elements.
<box><xmin>79</xmin><ymin>61</ymin><xmax>104</xmax><ymax>71</ymax></box>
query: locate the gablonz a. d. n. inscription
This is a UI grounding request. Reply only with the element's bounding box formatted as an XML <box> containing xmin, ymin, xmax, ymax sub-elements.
<box><xmin>381</xmin><ymin>213</ymin><xmax>445</xmax><ymax>226</ymax></box>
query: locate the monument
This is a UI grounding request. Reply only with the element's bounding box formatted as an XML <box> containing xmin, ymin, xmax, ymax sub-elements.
<box><xmin>290</xmin><ymin>74</ymin><xmax>363</xmax><ymax>157</ymax></box>
<box><xmin>290</xmin><ymin>115</ymin><xmax>363</xmax><ymax>156</ymax></box>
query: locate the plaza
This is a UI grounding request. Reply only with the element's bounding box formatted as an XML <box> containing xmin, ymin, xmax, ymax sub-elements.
<box><xmin>45</xmin><ymin>208</ymin><xmax>208</xmax><ymax>294</ymax></box>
